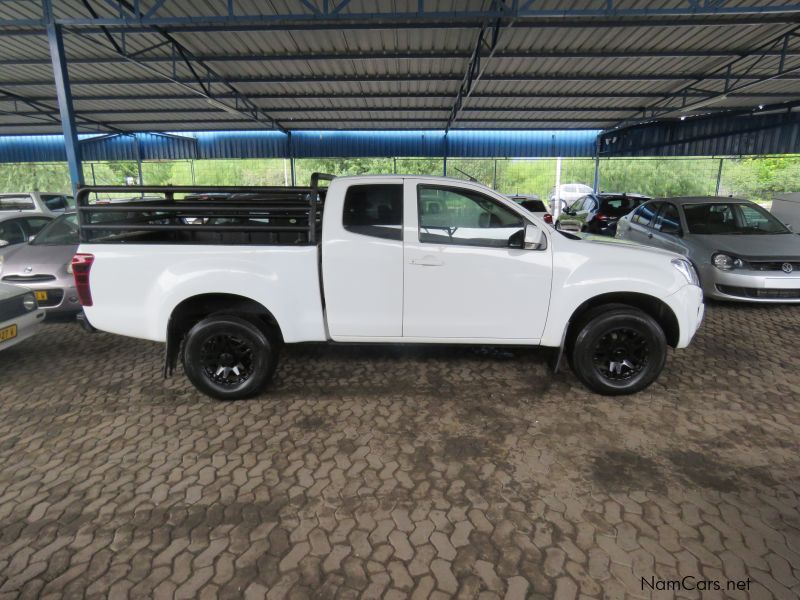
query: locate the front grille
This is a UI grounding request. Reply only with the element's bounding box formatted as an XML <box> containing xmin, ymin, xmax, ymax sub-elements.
<box><xmin>2</xmin><ymin>274</ymin><xmax>57</xmax><ymax>283</ymax></box>
<box><xmin>35</xmin><ymin>290</ymin><xmax>64</xmax><ymax>307</ymax></box>
<box><xmin>0</xmin><ymin>294</ymin><xmax>29</xmax><ymax>321</ymax></box>
<box><xmin>747</xmin><ymin>260</ymin><xmax>800</xmax><ymax>272</ymax></box>
<box><xmin>717</xmin><ymin>285</ymin><xmax>800</xmax><ymax>299</ymax></box>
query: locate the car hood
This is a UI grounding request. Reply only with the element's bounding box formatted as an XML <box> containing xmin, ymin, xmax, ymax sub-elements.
<box><xmin>1</xmin><ymin>243</ymin><xmax>78</xmax><ymax>276</ymax></box>
<box><xmin>577</xmin><ymin>232</ymin><xmax>680</xmax><ymax>258</ymax></box>
<box><xmin>690</xmin><ymin>233</ymin><xmax>800</xmax><ymax>258</ymax></box>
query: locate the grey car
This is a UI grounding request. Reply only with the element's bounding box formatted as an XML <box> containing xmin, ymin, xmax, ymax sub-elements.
<box><xmin>0</xmin><ymin>213</ymin><xmax>81</xmax><ymax>316</ymax></box>
<box><xmin>616</xmin><ymin>197</ymin><xmax>800</xmax><ymax>302</ymax></box>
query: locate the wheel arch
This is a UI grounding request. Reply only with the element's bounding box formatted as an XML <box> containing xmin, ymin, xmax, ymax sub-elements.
<box><xmin>566</xmin><ymin>292</ymin><xmax>680</xmax><ymax>350</ymax></box>
<box><xmin>164</xmin><ymin>293</ymin><xmax>283</xmax><ymax>377</ymax></box>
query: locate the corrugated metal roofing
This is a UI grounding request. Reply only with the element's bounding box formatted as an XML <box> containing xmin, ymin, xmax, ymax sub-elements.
<box><xmin>0</xmin><ymin>129</ymin><xmax>601</xmax><ymax>162</ymax></box>
<box><xmin>1</xmin><ymin>0</ymin><xmax>799</xmax><ymax>135</ymax></box>
<box><xmin>0</xmin><ymin>0</ymin><xmax>798</xmax><ymax>158</ymax></box>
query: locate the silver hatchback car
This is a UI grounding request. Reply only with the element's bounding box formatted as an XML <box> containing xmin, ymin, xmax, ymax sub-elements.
<box><xmin>616</xmin><ymin>197</ymin><xmax>800</xmax><ymax>302</ymax></box>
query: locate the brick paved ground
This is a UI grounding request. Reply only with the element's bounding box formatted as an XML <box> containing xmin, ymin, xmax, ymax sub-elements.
<box><xmin>0</xmin><ymin>302</ymin><xmax>799</xmax><ymax>599</ymax></box>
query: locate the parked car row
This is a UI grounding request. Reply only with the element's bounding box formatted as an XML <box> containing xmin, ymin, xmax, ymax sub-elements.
<box><xmin>615</xmin><ymin>197</ymin><xmax>800</xmax><ymax>302</ymax></box>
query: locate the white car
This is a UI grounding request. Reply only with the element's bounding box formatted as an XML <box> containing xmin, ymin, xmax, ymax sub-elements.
<box><xmin>549</xmin><ymin>183</ymin><xmax>593</xmax><ymax>213</ymax></box>
<box><xmin>74</xmin><ymin>176</ymin><xmax>704</xmax><ymax>399</ymax></box>
<box><xmin>0</xmin><ymin>282</ymin><xmax>45</xmax><ymax>351</ymax></box>
<box><xmin>0</xmin><ymin>192</ymin><xmax>75</xmax><ymax>216</ymax></box>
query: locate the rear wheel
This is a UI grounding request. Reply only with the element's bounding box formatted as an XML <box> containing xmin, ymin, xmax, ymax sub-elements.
<box><xmin>182</xmin><ymin>314</ymin><xmax>279</xmax><ymax>400</ymax></box>
<box><xmin>570</xmin><ymin>306</ymin><xmax>666</xmax><ymax>395</ymax></box>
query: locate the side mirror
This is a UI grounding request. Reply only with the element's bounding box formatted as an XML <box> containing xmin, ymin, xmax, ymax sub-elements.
<box><xmin>28</xmin><ymin>235</ymin><xmax>36</xmax><ymax>242</ymax></box>
<box><xmin>524</xmin><ymin>223</ymin><xmax>546</xmax><ymax>250</ymax></box>
<box><xmin>786</xmin><ymin>223</ymin><xmax>793</xmax><ymax>231</ymax></box>
<box><xmin>0</xmin><ymin>239</ymin><xmax>8</xmax><ymax>248</ymax></box>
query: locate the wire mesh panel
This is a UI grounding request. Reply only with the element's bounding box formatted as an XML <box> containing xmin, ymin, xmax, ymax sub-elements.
<box><xmin>393</xmin><ymin>158</ymin><xmax>444</xmax><ymax>176</ymax></box>
<box><xmin>0</xmin><ymin>162</ymin><xmax>70</xmax><ymax>194</ymax></box>
<box><xmin>295</xmin><ymin>158</ymin><xmax>395</xmax><ymax>186</ymax></box>
<box><xmin>596</xmin><ymin>157</ymin><xmax>721</xmax><ymax>197</ymax></box>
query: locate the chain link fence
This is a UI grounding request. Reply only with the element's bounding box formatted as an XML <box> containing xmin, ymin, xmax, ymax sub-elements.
<box><xmin>1</xmin><ymin>156</ymin><xmax>798</xmax><ymax>206</ymax></box>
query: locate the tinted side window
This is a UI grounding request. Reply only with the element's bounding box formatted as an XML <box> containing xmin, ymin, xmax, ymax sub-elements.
<box><xmin>342</xmin><ymin>185</ymin><xmax>403</xmax><ymax>241</ymax></box>
<box><xmin>632</xmin><ymin>202</ymin><xmax>660</xmax><ymax>228</ymax></box>
<box><xmin>418</xmin><ymin>186</ymin><xmax>523</xmax><ymax>248</ymax></box>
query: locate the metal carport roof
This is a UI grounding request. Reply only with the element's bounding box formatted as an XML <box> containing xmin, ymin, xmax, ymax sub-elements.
<box><xmin>0</xmin><ymin>0</ymin><xmax>799</xmax><ymax>136</ymax></box>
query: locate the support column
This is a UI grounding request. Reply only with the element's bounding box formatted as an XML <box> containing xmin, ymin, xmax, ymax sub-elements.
<box><xmin>593</xmin><ymin>137</ymin><xmax>601</xmax><ymax>193</ymax></box>
<box><xmin>288</xmin><ymin>132</ymin><xmax>296</xmax><ymax>186</ymax></box>
<box><xmin>715</xmin><ymin>158</ymin><xmax>724</xmax><ymax>195</ymax></box>
<box><xmin>46</xmin><ymin>18</ymin><xmax>83</xmax><ymax>198</ymax></box>
<box><xmin>443</xmin><ymin>133</ymin><xmax>448</xmax><ymax>176</ymax></box>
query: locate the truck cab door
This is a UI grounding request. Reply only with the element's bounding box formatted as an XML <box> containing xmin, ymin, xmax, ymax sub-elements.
<box><xmin>322</xmin><ymin>180</ymin><xmax>405</xmax><ymax>339</ymax></box>
<box><xmin>402</xmin><ymin>181</ymin><xmax>552</xmax><ymax>341</ymax></box>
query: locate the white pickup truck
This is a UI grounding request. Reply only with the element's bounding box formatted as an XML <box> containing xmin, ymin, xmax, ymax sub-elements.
<box><xmin>74</xmin><ymin>175</ymin><xmax>704</xmax><ymax>399</ymax></box>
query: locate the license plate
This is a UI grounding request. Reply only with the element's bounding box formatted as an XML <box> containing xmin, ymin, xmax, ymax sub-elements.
<box><xmin>35</xmin><ymin>290</ymin><xmax>48</xmax><ymax>301</ymax></box>
<box><xmin>0</xmin><ymin>324</ymin><xmax>17</xmax><ymax>342</ymax></box>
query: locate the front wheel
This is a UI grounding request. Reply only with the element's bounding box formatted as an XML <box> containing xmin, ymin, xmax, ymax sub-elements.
<box><xmin>182</xmin><ymin>315</ymin><xmax>279</xmax><ymax>400</ymax></box>
<box><xmin>570</xmin><ymin>307</ymin><xmax>666</xmax><ymax>395</ymax></box>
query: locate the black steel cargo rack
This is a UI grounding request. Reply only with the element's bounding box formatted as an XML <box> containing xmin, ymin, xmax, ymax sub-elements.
<box><xmin>76</xmin><ymin>174</ymin><xmax>334</xmax><ymax>246</ymax></box>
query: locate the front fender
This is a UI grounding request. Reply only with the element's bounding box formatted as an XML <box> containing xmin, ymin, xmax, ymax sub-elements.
<box><xmin>541</xmin><ymin>240</ymin><xmax>689</xmax><ymax>347</ymax></box>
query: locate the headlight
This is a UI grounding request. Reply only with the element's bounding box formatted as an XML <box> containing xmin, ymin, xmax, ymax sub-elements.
<box><xmin>23</xmin><ymin>293</ymin><xmax>37</xmax><ymax>311</ymax></box>
<box><xmin>672</xmin><ymin>258</ymin><xmax>700</xmax><ymax>287</ymax></box>
<box><xmin>712</xmin><ymin>252</ymin><xmax>745</xmax><ymax>270</ymax></box>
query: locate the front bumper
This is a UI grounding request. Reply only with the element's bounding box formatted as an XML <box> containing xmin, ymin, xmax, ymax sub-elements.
<box><xmin>0</xmin><ymin>308</ymin><xmax>45</xmax><ymax>351</ymax></box>
<box><xmin>666</xmin><ymin>284</ymin><xmax>705</xmax><ymax>348</ymax></box>
<box><xmin>701</xmin><ymin>265</ymin><xmax>800</xmax><ymax>303</ymax></box>
<box><xmin>5</xmin><ymin>281</ymin><xmax>82</xmax><ymax>315</ymax></box>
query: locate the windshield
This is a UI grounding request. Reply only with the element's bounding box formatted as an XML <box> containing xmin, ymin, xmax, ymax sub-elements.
<box><xmin>683</xmin><ymin>202</ymin><xmax>790</xmax><ymax>235</ymax></box>
<box><xmin>599</xmin><ymin>195</ymin><xmax>647</xmax><ymax>216</ymax></box>
<box><xmin>513</xmin><ymin>198</ymin><xmax>546</xmax><ymax>212</ymax></box>
<box><xmin>31</xmin><ymin>213</ymin><xmax>79</xmax><ymax>245</ymax></box>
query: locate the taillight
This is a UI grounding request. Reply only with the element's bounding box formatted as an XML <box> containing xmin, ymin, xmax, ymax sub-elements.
<box><xmin>595</xmin><ymin>212</ymin><xmax>610</xmax><ymax>221</ymax></box>
<box><xmin>71</xmin><ymin>253</ymin><xmax>94</xmax><ymax>306</ymax></box>
<box><xmin>543</xmin><ymin>213</ymin><xmax>553</xmax><ymax>224</ymax></box>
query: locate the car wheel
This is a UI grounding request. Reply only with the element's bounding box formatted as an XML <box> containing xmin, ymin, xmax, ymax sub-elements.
<box><xmin>182</xmin><ymin>314</ymin><xmax>279</xmax><ymax>400</ymax></box>
<box><xmin>570</xmin><ymin>306</ymin><xmax>666</xmax><ymax>395</ymax></box>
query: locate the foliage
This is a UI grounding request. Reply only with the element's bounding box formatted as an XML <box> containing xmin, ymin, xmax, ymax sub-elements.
<box><xmin>1</xmin><ymin>155</ymin><xmax>798</xmax><ymax>205</ymax></box>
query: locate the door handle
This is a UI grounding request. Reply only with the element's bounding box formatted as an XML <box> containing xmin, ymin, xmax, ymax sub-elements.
<box><xmin>410</xmin><ymin>256</ymin><xmax>443</xmax><ymax>267</ymax></box>
<box><xmin>647</xmin><ymin>233</ymin><xmax>653</xmax><ymax>239</ymax></box>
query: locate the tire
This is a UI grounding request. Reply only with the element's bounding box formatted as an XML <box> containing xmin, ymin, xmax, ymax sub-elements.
<box><xmin>569</xmin><ymin>306</ymin><xmax>666</xmax><ymax>395</ymax></box>
<box><xmin>182</xmin><ymin>314</ymin><xmax>279</xmax><ymax>400</ymax></box>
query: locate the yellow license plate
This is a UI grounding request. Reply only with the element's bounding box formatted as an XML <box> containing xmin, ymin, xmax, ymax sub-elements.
<box><xmin>35</xmin><ymin>291</ymin><xmax>48</xmax><ymax>301</ymax></box>
<box><xmin>0</xmin><ymin>324</ymin><xmax>17</xmax><ymax>342</ymax></box>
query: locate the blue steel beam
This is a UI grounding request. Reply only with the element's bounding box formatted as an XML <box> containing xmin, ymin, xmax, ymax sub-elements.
<box><xmin>45</xmin><ymin>13</ymin><xmax>84</xmax><ymax>196</ymax></box>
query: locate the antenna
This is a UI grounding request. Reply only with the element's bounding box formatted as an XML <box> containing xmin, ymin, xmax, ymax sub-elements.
<box><xmin>452</xmin><ymin>167</ymin><xmax>479</xmax><ymax>183</ymax></box>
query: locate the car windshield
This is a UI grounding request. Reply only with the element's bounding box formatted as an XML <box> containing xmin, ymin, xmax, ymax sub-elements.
<box><xmin>599</xmin><ymin>195</ymin><xmax>647</xmax><ymax>216</ymax></box>
<box><xmin>31</xmin><ymin>213</ymin><xmax>79</xmax><ymax>245</ymax></box>
<box><xmin>512</xmin><ymin>198</ymin><xmax>545</xmax><ymax>212</ymax></box>
<box><xmin>683</xmin><ymin>202</ymin><xmax>790</xmax><ymax>235</ymax></box>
